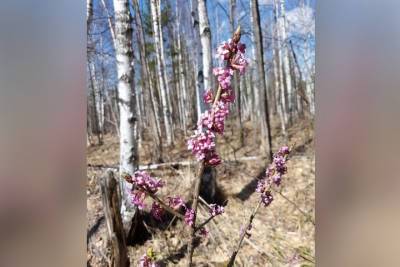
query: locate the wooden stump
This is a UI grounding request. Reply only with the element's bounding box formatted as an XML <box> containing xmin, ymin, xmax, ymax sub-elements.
<box><xmin>100</xmin><ymin>170</ymin><xmax>129</xmax><ymax>267</ymax></box>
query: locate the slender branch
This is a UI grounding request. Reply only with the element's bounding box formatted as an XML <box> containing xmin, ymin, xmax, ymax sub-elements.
<box><xmin>194</xmin><ymin>215</ymin><xmax>215</xmax><ymax>233</ymax></box>
<box><xmin>227</xmin><ymin>198</ymin><xmax>263</xmax><ymax>267</ymax></box>
<box><xmin>187</xmin><ymin>163</ymin><xmax>205</xmax><ymax>266</ymax></box>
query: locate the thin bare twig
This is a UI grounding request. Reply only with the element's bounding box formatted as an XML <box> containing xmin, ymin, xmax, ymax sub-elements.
<box><xmin>227</xmin><ymin>198</ymin><xmax>263</xmax><ymax>267</ymax></box>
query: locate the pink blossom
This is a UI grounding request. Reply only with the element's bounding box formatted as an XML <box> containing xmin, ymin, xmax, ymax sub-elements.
<box><xmin>256</xmin><ymin>179</ymin><xmax>266</xmax><ymax>193</ymax></box>
<box><xmin>198</xmin><ymin>101</ymin><xmax>229</xmax><ymax>134</ymax></box>
<box><xmin>216</xmin><ymin>41</ymin><xmax>231</xmax><ymax>60</ymax></box>
<box><xmin>187</xmin><ymin>130</ymin><xmax>216</xmax><ymax>161</ymax></box>
<box><xmin>198</xmin><ymin>110</ymin><xmax>213</xmax><ymax>130</ymax></box>
<box><xmin>184</xmin><ymin>208</ymin><xmax>195</xmax><ymax>226</ymax></box>
<box><xmin>271</xmin><ymin>173</ymin><xmax>282</xmax><ymax>186</ymax></box>
<box><xmin>232</xmin><ymin>53</ymin><xmax>249</xmax><ymax>75</ymax></box>
<box><xmin>199</xmin><ymin>227</ymin><xmax>209</xmax><ymax>237</ymax></box>
<box><xmin>237</xmin><ymin>42</ymin><xmax>246</xmax><ymax>53</ymax></box>
<box><xmin>132</xmin><ymin>171</ymin><xmax>164</xmax><ymax>193</ymax></box>
<box><xmin>167</xmin><ymin>196</ymin><xmax>186</xmax><ymax>210</ymax></box>
<box><xmin>278</xmin><ymin>146</ymin><xmax>290</xmax><ymax>155</ymax></box>
<box><xmin>131</xmin><ymin>190</ymin><xmax>146</xmax><ymax>209</ymax></box>
<box><xmin>209</xmin><ymin>204</ymin><xmax>224</xmax><ymax>216</ymax></box>
<box><xmin>212</xmin><ymin>101</ymin><xmax>230</xmax><ymax>134</ymax></box>
<box><xmin>265</xmin><ymin>165</ymin><xmax>274</xmax><ymax>177</ymax></box>
<box><xmin>220</xmin><ymin>87</ymin><xmax>235</xmax><ymax>103</ymax></box>
<box><xmin>261</xmin><ymin>191</ymin><xmax>273</xmax><ymax>206</ymax></box>
<box><xmin>213</xmin><ymin>67</ymin><xmax>234</xmax><ymax>89</ymax></box>
<box><xmin>273</xmin><ymin>155</ymin><xmax>287</xmax><ymax>174</ymax></box>
<box><xmin>205</xmin><ymin>152</ymin><xmax>221</xmax><ymax>166</ymax></box>
<box><xmin>150</xmin><ymin>202</ymin><xmax>164</xmax><ymax>221</ymax></box>
<box><xmin>203</xmin><ymin>89</ymin><xmax>213</xmax><ymax>104</ymax></box>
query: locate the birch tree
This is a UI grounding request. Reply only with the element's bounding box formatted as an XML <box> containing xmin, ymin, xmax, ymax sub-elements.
<box><xmin>272</xmin><ymin>0</ymin><xmax>288</xmax><ymax>136</ymax></box>
<box><xmin>112</xmin><ymin>0</ymin><xmax>138</xmax><ymax>235</ymax></box>
<box><xmin>150</xmin><ymin>0</ymin><xmax>173</xmax><ymax>145</ymax></box>
<box><xmin>191</xmin><ymin>0</ymin><xmax>206</xmax><ymax>121</ymax></box>
<box><xmin>198</xmin><ymin>0</ymin><xmax>212</xmax><ymax>97</ymax></box>
<box><xmin>277</xmin><ymin>0</ymin><xmax>294</xmax><ymax>123</ymax></box>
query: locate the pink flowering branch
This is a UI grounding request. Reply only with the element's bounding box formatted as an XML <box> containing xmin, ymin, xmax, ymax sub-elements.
<box><xmin>122</xmin><ymin>172</ymin><xmax>186</xmax><ymax>221</ymax></box>
<box><xmin>227</xmin><ymin>146</ymin><xmax>291</xmax><ymax>267</ymax></box>
<box><xmin>186</xmin><ymin>25</ymin><xmax>248</xmax><ymax>266</ymax></box>
<box><xmin>194</xmin><ymin>204</ymin><xmax>225</xmax><ymax>233</ymax></box>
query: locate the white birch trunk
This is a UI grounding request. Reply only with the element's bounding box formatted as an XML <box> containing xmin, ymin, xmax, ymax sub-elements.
<box><xmin>198</xmin><ymin>0</ymin><xmax>212</xmax><ymax>94</ymax></box>
<box><xmin>151</xmin><ymin>0</ymin><xmax>173</xmax><ymax>145</ymax></box>
<box><xmin>191</xmin><ymin>0</ymin><xmax>206</xmax><ymax>120</ymax></box>
<box><xmin>272</xmin><ymin>0</ymin><xmax>287</xmax><ymax>136</ymax></box>
<box><xmin>113</xmin><ymin>0</ymin><xmax>138</xmax><ymax>234</ymax></box>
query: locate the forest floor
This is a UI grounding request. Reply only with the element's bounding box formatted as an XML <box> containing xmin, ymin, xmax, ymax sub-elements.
<box><xmin>87</xmin><ymin>116</ymin><xmax>315</xmax><ymax>267</ymax></box>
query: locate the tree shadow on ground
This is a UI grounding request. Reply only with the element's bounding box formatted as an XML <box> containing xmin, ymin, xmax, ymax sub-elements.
<box><xmin>234</xmin><ymin>168</ymin><xmax>266</xmax><ymax>201</ymax></box>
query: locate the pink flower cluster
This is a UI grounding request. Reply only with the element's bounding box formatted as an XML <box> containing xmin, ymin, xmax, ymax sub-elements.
<box><xmin>256</xmin><ymin>146</ymin><xmax>290</xmax><ymax>206</ymax></box>
<box><xmin>209</xmin><ymin>204</ymin><xmax>225</xmax><ymax>216</ymax></box>
<box><xmin>129</xmin><ymin>171</ymin><xmax>164</xmax><ymax>210</ymax></box>
<box><xmin>185</xmin><ymin>208</ymin><xmax>195</xmax><ymax>226</ymax></box>
<box><xmin>150</xmin><ymin>202</ymin><xmax>164</xmax><ymax>221</ymax></box>
<box><xmin>199</xmin><ymin>101</ymin><xmax>230</xmax><ymax>134</ymax></box>
<box><xmin>188</xmin><ymin>38</ymin><xmax>248</xmax><ymax>166</ymax></box>
<box><xmin>167</xmin><ymin>195</ymin><xmax>186</xmax><ymax>210</ymax></box>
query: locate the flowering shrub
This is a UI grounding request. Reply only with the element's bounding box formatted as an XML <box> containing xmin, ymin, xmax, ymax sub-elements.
<box><xmin>188</xmin><ymin>32</ymin><xmax>248</xmax><ymax>166</ymax></box>
<box><xmin>126</xmin><ymin>27</ymin><xmax>294</xmax><ymax>267</ymax></box>
<box><xmin>125</xmin><ymin>171</ymin><xmax>164</xmax><ymax>209</ymax></box>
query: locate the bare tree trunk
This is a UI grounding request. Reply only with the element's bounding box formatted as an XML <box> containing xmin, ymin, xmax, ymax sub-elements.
<box><xmin>100</xmin><ymin>171</ymin><xmax>129</xmax><ymax>267</ymax></box>
<box><xmin>229</xmin><ymin>0</ymin><xmax>243</xmax><ymax>145</ymax></box>
<box><xmin>272</xmin><ymin>1</ymin><xmax>287</xmax><ymax>137</ymax></box>
<box><xmin>277</xmin><ymin>0</ymin><xmax>293</xmax><ymax>124</ymax></box>
<box><xmin>88</xmin><ymin>63</ymin><xmax>103</xmax><ymax>145</ymax></box>
<box><xmin>175</xmin><ymin>3</ymin><xmax>188</xmax><ymax>134</ymax></box>
<box><xmin>151</xmin><ymin>0</ymin><xmax>173</xmax><ymax>145</ymax></box>
<box><xmin>249</xmin><ymin>0</ymin><xmax>260</xmax><ymax>131</ymax></box>
<box><xmin>132</xmin><ymin>0</ymin><xmax>163</xmax><ymax>160</ymax></box>
<box><xmin>251</xmin><ymin>0</ymin><xmax>272</xmax><ymax>160</ymax></box>
<box><xmin>113</xmin><ymin>0</ymin><xmax>138</xmax><ymax>236</ymax></box>
<box><xmin>273</xmin><ymin>0</ymin><xmax>289</xmax><ymax>129</ymax></box>
<box><xmin>156</xmin><ymin>0</ymin><xmax>174</xmax><ymax>137</ymax></box>
<box><xmin>304</xmin><ymin>34</ymin><xmax>315</xmax><ymax>115</ymax></box>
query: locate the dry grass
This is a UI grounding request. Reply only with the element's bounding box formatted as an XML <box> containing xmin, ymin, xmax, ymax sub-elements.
<box><xmin>87</xmin><ymin>117</ymin><xmax>315</xmax><ymax>266</ymax></box>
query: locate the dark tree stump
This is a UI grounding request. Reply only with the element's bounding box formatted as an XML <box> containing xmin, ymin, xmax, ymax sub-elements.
<box><xmin>100</xmin><ymin>170</ymin><xmax>129</xmax><ymax>267</ymax></box>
